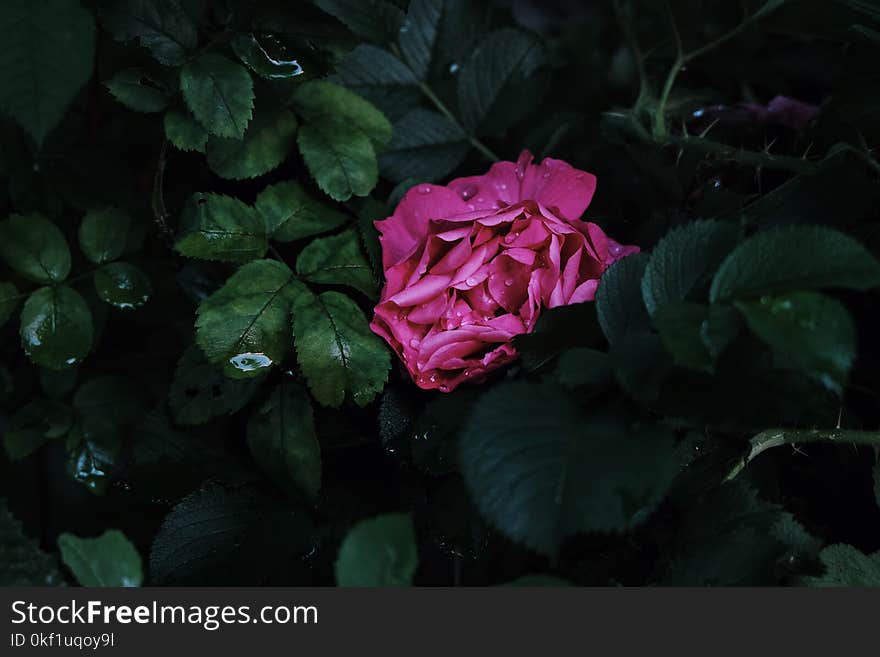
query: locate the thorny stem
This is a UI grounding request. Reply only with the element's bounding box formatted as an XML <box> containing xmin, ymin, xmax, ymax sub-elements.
<box><xmin>725</xmin><ymin>428</ymin><xmax>880</xmax><ymax>481</ymax></box>
<box><xmin>667</xmin><ymin>133</ymin><xmax>821</xmax><ymax>174</ymax></box>
<box><xmin>653</xmin><ymin>1</ymin><xmax>785</xmax><ymax>139</ymax></box>
<box><xmin>391</xmin><ymin>44</ymin><xmax>500</xmax><ymax>163</ymax></box>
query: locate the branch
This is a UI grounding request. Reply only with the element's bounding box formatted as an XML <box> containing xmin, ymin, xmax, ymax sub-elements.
<box><xmin>725</xmin><ymin>427</ymin><xmax>880</xmax><ymax>481</ymax></box>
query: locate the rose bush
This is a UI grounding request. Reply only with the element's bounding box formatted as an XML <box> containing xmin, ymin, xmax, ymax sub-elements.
<box><xmin>371</xmin><ymin>151</ymin><xmax>638</xmax><ymax>391</ymax></box>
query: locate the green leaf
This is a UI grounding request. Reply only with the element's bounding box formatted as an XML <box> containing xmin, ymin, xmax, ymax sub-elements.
<box><xmin>100</xmin><ymin>0</ymin><xmax>197</xmax><ymax>66</ymax></box>
<box><xmin>296</xmin><ymin>229</ymin><xmax>377</xmax><ymax>298</ymax></box>
<box><xmin>78</xmin><ymin>207</ymin><xmax>132</xmax><ymax>264</ymax></box>
<box><xmin>298</xmin><ymin>124</ymin><xmax>378</xmax><ymax>202</ymax></box>
<box><xmin>0</xmin><ymin>500</ymin><xmax>62</xmax><ymax>586</ymax></box>
<box><xmin>20</xmin><ymin>286</ymin><xmax>93</xmax><ymax>370</ymax></box>
<box><xmin>168</xmin><ymin>346</ymin><xmax>264</xmax><ymax>426</ymax></box>
<box><xmin>94</xmin><ymin>262</ymin><xmax>152</xmax><ymax>310</ymax></box>
<box><xmin>335</xmin><ymin>513</ymin><xmax>417</xmax><ymax>586</ymax></box>
<box><xmin>180</xmin><ymin>53</ymin><xmax>254</xmax><ymax>138</ymax></box>
<box><xmin>231</xmin><ymin>33</ymin><xmax>303</xmax><ymax>80</ymax></box>
<box><xmin>710</xmin><ymin>226</ymin><xmax>880</xmax><ymax>301</ymax></box>
<box><xmin>291</xmin><ymin>288</ymin><xmax>390</xmax><ymax>407</ymax></box>
<box><xmin>40</xmin><ymin>368</ymin><xmax>79</xmax><ymax>400</ymax></box>
<box><xmin>0</xmin><ymin>213</ymin><xmax>71</xmax><ymax>283</ymax></box>
<box><xmin>460</xmin><ymin>382</ymin><xmax>678</xmax><ymax>555</ymax></box>
<box><xmin>596</xmin><ymin>253</ymin><xmax>650</xmax><ymax>344</ymax></box>
<box><xmin>456</xmin><ymin>28</ymin><xmax>543</xmax><ymax>133</ymax></box>
<box><xmin>256</xmin><ymin>181</ymin><xmax>348</xmax><ymax>242</ymax></box>
<box><xmin>66</xmin><ymin>428</ymin><xmax>122</xmax><ymax>493</ymax></box>
<box><xmin>206</xmin><ymin>102</ymin><xmax>298</xmax><ymax>180</ymax></box>
<box><xmin>609</xmin><ymin>332</ymin><xmax>674</xmax><ymax>405</ymax></box>
<box><xmin>175</xmin><ymin>192</ymin><xmax>267</xmax><ymax>262</ymax></box>
<box><xmin>246</xmin><ymin>381</ymin><xmax>321</xmax><ymax>502</ymax></box>
<box><xmin>164</xmin><ymin>108</ymin><xmax>208</xmax><ymax>152</ymax></box>
<box><xmin>641</xmin><ymin>220</ymin><xmax>739</xmax><ymax>314</ymax></box>
<box><xmin>0</xmin><ymin>281</ymin><xmax>19</xmax><ymax>328</ymax></box>
<box><xmin>313</xmin><ymin>0</ymin><xmax>405</xmax><ymax>43</ymax></box>
<box><xmin>58</xmin><ymin>529</ymin><xmax>143</xmax><ymax>587</ymax></box>
<box><xmin>379</xmin><ymin>109</ymin><xmax>469</xmax><ymax>183</ymax></box>
<box><xmin>150</xmin><ymin>483</ymin><xmax>314</xmax><ymax>585</ymax></box>
<box><xmin>661</xmin><ymin>482</ymin><xmax>819</xmax><ymax>586</ymax></box>
<box><xmin>195</xmin><ymin>259</ymin><xmax>296</xmax><ymax>379</ymax></box>
<box><xmin>104</xmin><ymin>67</ymin><xmax>169</xmax><ymax>113</ymax></box>
<box><xmin>0</xmin><ymin>0</ymin><xmax>95</xmax><ymax>144</ymax></box>
<box><xmin>805</xmin><ymin>544</ymin><xmax>880</xmax><ymax>586</ymax></box>
<box><xmin>3</xmin><ymin>399</ymin><xmax>73</xmax><ymax>460</ymax></box>
<box><xmin>293</xmin><ymin>80</ymin><xmax>392</xmax><ymax>148</ymax></box>
<box><xmin>333</xmin><ymin>45</ymin><xmax>420</xmax><ymax>120</ymax></box>
<box><xmin>735</xmin><ymin>291</ymin><xmax>856</xmax><ymax>392</ymax></box>
<box><xmin>398</xmin><ymin>0</ymin><xmax>443</xmax><ymax>79</ymax></box>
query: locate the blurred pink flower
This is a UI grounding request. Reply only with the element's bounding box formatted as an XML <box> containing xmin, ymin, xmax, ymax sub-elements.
<box><xmin>370</xmin><ymin>151</ymin><xmax>638</xmax><ymax>392</ymax></box>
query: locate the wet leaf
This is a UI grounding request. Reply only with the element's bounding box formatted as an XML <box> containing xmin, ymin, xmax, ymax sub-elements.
<box><xmin>20</xmin><ymin>287</ymin><xmax>93</xmax><ymax>370</ymax></box>
<box><xmin>195</xmin><ymin>259</ymin><xmax>297</xmax><ymax>379</ymax></box>
<box><xmin>313</xmin><ymin>0</ymin><xmax>405</xmax><ymax>43</ymax></box>
<box><xmin>736</xmin><ymin>291</ymin><xmax>856</xmax><ymax>392</ymax></box>
<box><xmin>231</xmin><ymin>33</ymin><xmax>303</xmax><ymax>80</ymax></box>
<box><xmin>293</xmin><ymin>80</ymin><xmax>391</xmax><ymax>148</ymax></box>
<box><xmin>94</xmin><ymin>262</ymin><xmax>152</xmax><ymax>309</ymax></box>
<box><xmin>175</xmin><ymin>193</ymin><xmax>267</xmax><ymax>262</ymax></box>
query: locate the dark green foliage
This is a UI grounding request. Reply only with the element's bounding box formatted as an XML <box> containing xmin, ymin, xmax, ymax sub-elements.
<box><xmin>1</xmin><ymin>0</ymin><xmax>880</xmax><ymax>588</ymax></box>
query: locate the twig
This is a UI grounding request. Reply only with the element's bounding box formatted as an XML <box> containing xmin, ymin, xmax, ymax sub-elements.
<box><xmin>725</xmin><ymin>428</ymin><xmax>880</xmax><ymax>481</ymax></box>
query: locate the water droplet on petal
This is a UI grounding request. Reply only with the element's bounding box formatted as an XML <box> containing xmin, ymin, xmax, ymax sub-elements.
<box><xmin>609</xmin><ymin>242</ymin><xmax>624</xmax><ymax>257</ymax></box>
<box><xmin>418</xmin><ymin>185</ymin><xmax>432</xmax><ymax>194</ymax></box>
<box><xmin>542</xmin><ymin>171</ymin><xmax>551</xmax><ymax>179</ymax></box>
<box><xmin>409</xmin><ymin>338</ymin><xmax>420</xmax><ymax>348</ymax></box>
<box><xmin>476</xmin><ymin>197</ymin><xmax>484</xmax><ymax>203</ymax></box>
<box><xmin>465</xmin><ymin>276</ymin><xmax>478</xmax><ymax>286</ymax></box>
<box><xmin>439</xmin><ymin>384</ymin><xmax>450</xmax><ymax>392</ymax></box>
<box><xmin>460</xmin><ymin>184</ymin><xmax>478</xmax><ymax>200</ymax></box>
<box><xmin>504</xmin><ymin>278</ymin><xmax>514</xmax><ymax>287</ymax></box>
<box><xmin>575</xmin><ymin>173</ymin><xmax>585</xmax><ymax>180</ymax></box>
<box><xmin>429</xmin><ymin>374</ymin><xmax>437</xmax><ymax>383</ymax></box>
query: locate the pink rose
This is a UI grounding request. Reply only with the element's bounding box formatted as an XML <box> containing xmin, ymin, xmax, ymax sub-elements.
<box><xmin>370</xmin><ymin>151</ymin><xmax>638</xmax><ymax>392</ymax></box>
